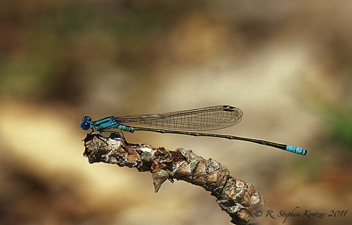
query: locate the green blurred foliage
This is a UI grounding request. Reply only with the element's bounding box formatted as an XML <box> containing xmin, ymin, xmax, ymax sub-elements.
<box><xmin>0</xmin><ymin>1</ymin><xmax>211</xmax><ymax>103</ymax></box>
<box><xmin>326</xmin><ymin>108</ymin><xmax>352</xmax><ymax>151</ymax></box>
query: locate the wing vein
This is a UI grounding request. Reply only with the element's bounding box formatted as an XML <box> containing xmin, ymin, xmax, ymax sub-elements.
<box><xmin>118</xmin><ymin>105</ymin><xmax>243</xmax><ymax>131</ymax></box>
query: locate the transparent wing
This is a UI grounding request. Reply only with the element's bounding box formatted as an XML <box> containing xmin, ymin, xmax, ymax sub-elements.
<box><xmin>117</xmin><ymin>105</ymin><xmax>243</xmax><ymax>131</ymax></box>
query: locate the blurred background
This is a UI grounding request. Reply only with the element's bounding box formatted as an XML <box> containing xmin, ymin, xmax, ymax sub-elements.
<box><xmin>0</xmin><ymin>0</ymin><xmax>351</xmax><ymax>224</ymax></box>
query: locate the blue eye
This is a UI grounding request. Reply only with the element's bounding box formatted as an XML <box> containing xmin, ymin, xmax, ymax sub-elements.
<box><xmin>80</xmin><ymin>121</ymin><xmax>90</xmax><ymax>130</ymax></box>
<box><xmin>81</xmin><ymin>116</ymin><xmax>92</xmax><ymax>130</ymax></box>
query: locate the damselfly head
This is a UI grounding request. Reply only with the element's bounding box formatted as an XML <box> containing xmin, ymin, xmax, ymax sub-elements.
<box><xmin>81</xmin><ymin>116</ymin><xmax>92</xmax><ymax>130</ymax></box>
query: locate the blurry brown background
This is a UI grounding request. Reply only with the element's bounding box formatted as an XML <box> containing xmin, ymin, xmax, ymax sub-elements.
<box><xmin>0</xmin><ymin>1</ymin><xmax>351</xmax><ymax>225</ymax></box>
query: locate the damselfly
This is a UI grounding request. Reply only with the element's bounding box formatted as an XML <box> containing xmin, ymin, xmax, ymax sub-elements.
<box><xmin>80</xmin><ymin>105</ymin><xmax>307</xmax><ymax>155</ymax></box>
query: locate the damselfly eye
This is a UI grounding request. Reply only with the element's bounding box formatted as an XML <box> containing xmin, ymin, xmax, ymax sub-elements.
<box><xmin>80</xmin><ymin>121</ymin><xmax>90</xmax><ymax>130</ymax></box>
<box><xmin>81</xmin><ymin>116</ymin><xmax>92</xmax><ymax>130</ymax></box>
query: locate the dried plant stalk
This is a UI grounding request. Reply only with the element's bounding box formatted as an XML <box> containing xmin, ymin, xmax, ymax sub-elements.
<box><xmin>83</xmin><ymin>133</ymin><xmax>265</xmax><ymax>225</ymax></box>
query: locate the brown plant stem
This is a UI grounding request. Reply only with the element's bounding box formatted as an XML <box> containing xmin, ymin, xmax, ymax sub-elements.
<box><xmin>83</xmin><ymin>133</ymin><xmax>265</xmax><ymax>225</ymax></box>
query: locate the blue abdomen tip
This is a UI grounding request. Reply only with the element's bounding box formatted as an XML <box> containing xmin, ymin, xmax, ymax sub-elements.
<box><xmin>286</xmin><ymin>145</ymin><xmax>307</xmax><ymax>155</ymax></box>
